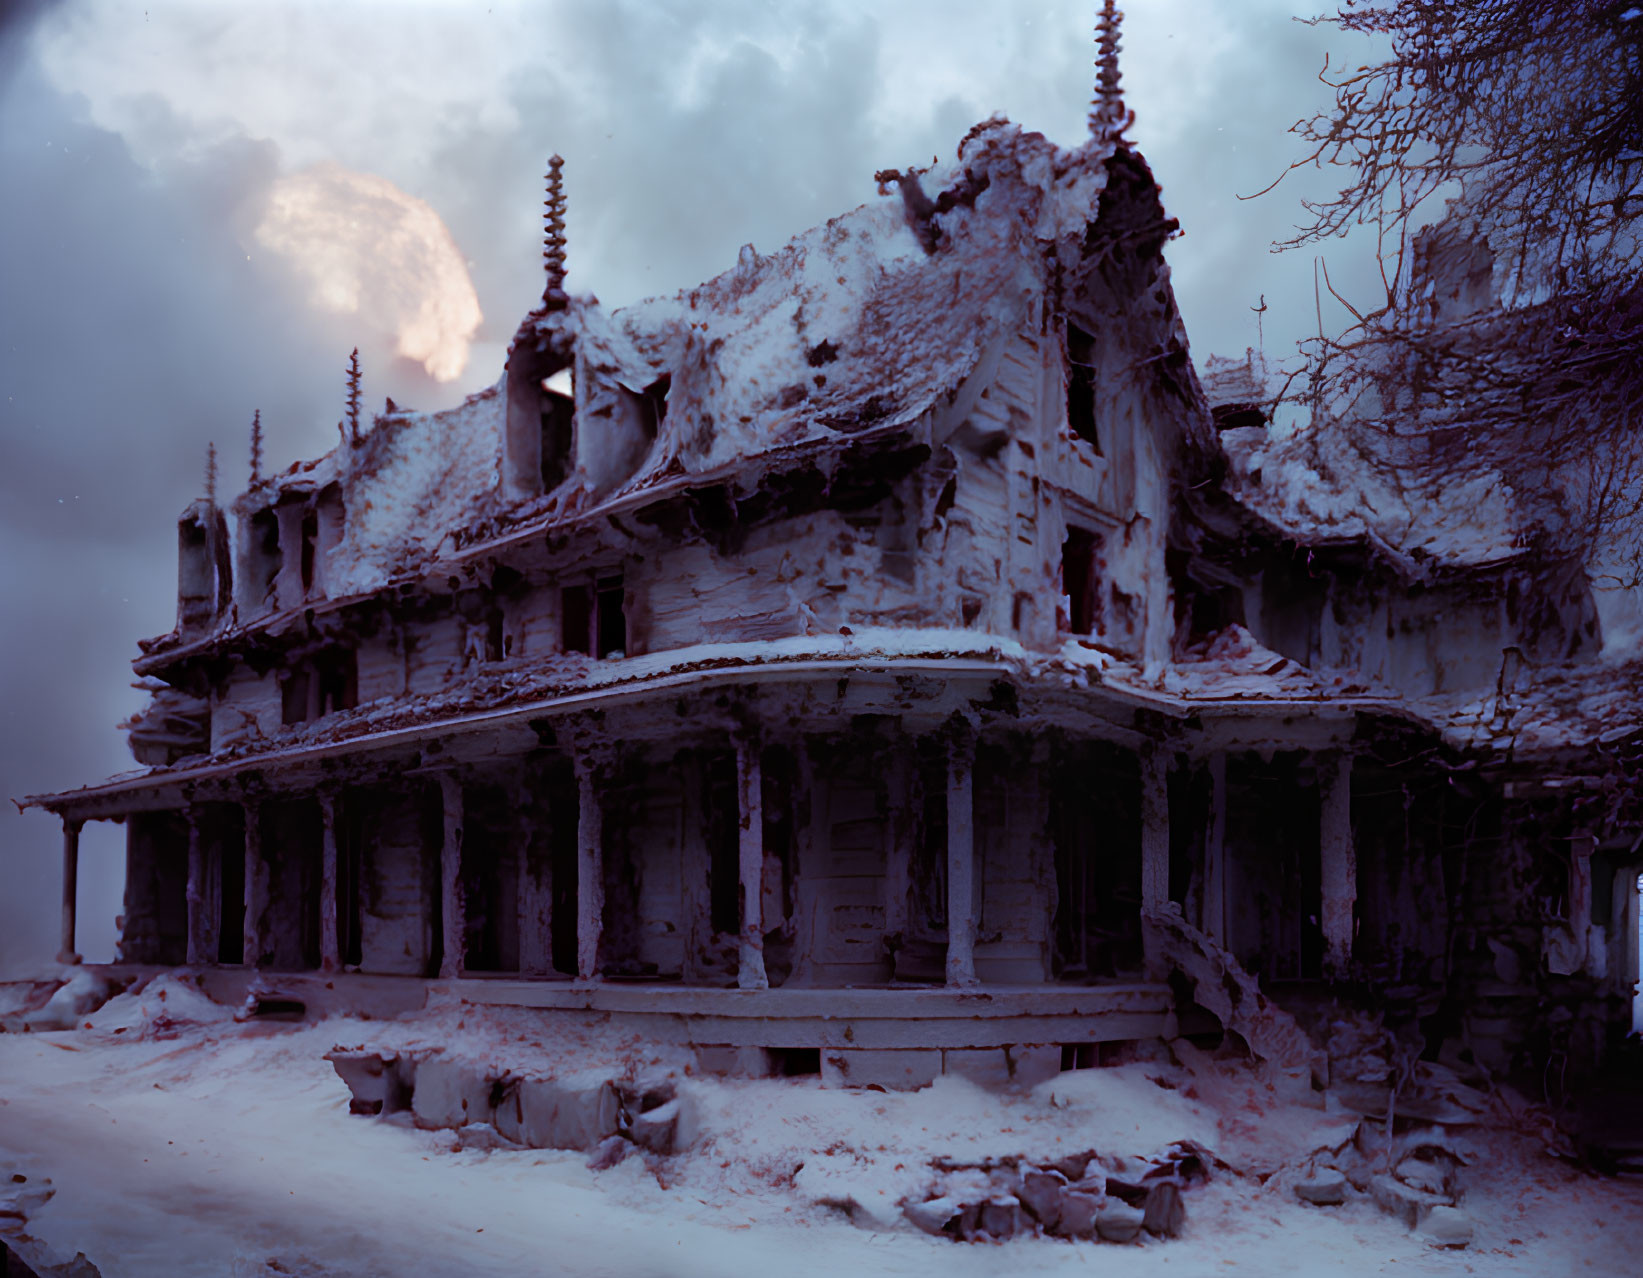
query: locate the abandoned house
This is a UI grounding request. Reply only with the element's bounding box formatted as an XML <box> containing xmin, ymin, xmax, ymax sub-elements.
<box><xmin>22</xmin><ymin>23</ymin><xmax>1643</xmax><ymax>1095</ymax></box>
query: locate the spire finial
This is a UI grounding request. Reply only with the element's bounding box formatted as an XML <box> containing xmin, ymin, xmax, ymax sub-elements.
<box><xmin>205</xmin><ymin>441</ymin><xmax>218</xmax><ymax>505</ymax></box>
<box><xmin>1088</xmin><ymin>0</ymin><xmax>1133</xmax><ymax>144</ymax></box>
<box><xmin>345</xmin><ymin>347</ymin><xmax>363</xmax><ymax>444</ymax></box>
<box><xmin>249</xmin><ymin>410</ymin><xmax>263</xmax><ymax>486</ymax></box>
<box><xmin>543</xmin><ymin>154</ymin><xmax>568</xmax><ymax>308</ymax></box>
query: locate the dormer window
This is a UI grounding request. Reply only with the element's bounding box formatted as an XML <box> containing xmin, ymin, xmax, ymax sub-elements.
<box><xmin>1065</xmin><ymin>321</ymin><xmax>1102</xmax><ymax>453</ymax></box>
<box><xmin>540</xmin><ymin>366</ymin><xmax>574</xmax><ymax>493</ymax></box>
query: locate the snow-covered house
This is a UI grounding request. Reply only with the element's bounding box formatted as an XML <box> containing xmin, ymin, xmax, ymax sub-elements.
<box><xmin>24</xmin><ymin>28</ymin><xmax>1642</xmax><ymax>1091</ymax></box>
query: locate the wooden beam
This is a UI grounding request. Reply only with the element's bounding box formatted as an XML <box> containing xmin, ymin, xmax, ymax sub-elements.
<box><xmin>57</xmin><ymin>818</ymin><xmax>82</xmax><ymax>965</ymax></box>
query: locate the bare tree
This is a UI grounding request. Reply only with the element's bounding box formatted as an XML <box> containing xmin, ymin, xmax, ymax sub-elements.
<box><xmin>1262</xmin><ymin>2</ymin><xmax>1643</xmax><ymax>585</ymax></box>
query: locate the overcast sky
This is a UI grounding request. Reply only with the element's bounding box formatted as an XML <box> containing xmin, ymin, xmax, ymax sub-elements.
<box><xmin>0</xmin><ymin>0</ymin><xmax>1387</xmax><ymax>974</ymax></box>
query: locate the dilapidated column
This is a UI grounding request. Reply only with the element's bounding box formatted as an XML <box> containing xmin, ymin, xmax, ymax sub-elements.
<box><xmin>242</xmin><ymin>799</ymin><xmax>266</xmax><ymax>968</ymax></box>
<box><xmin>1202</xmin><ymin>754</ymin><xmax>1227</xmax><ymax>943</ymax></box>
<box><xmin>1140</xmin><ymin>747</ymin><xmax>1170</xmax><ymax>913</ymax></box>
<box><xmin>574</xmin><ymin>751</ymin><xmax>606</xmax><ymax>982</ymax></box>
<box><xmin>318</xmin><ymin>792</ymin><xmax>340</xmax><ymax>974</ymax></box>
<box><xmin>437</xmin><ymin>775</ymin><xmax>465</xmax><ymax>980</ymax></box>
<box><xmin>58</xmin><ymin>817</ymin><xmax>83</xmax><ymax>965</ymax></box>
<box><xmin>1319</xmin><ymin>754</ymin><xmax>1356</xmax><ymax>976</ymax></box>
<box><xmin>945</xmin><ymin>721</ymin><xmax>978</xmax><ymax>987</ymax></box>
<box><xmin>734</xmin><ymin>732</ymin><xmax>769</xmax><ymax>990</ymax></box>
<box><xmin>185</xmin><ymin>810</ymin><xmax>209</xmax><ymax>966</ymax></box>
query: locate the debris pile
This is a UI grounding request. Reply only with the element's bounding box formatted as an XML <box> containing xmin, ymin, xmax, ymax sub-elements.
<box><xmin>899</xmin><ymin>1140</ymin><xmax>1207</xmax><ymax>1243</ymax></box>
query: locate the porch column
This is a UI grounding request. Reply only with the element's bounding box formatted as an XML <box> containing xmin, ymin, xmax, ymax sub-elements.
<box><xmin>57</xmin><ymin>817</ymin><xmax>83</xmax><ymax>965</ymax></box>
<box><xmin>574</xmin><ymin>751</ymin><xmax>605</xmax><ymax>982</ymax></box>
<box><xmin>1140</xmin><ymin>748</ymin><xmax>1170</xmax><ymax>913</ymax></box>
<box><xmin>1319</xmin><ymin>753</ymin><xmax>1356</xmax><ymax>975</ymax></box>
<box><xmin>318</xmin><ymin>792</ymin><xmax>340</xmax><ymax>974</ymax></box>
<box><xmin>945</xmin><ymin>721</ymin><xmax>978</xmax><ymax>987</ymax></box>
<box><xmin>437</xmin><ymin>775</ymin><xmax>465</xmax><ymax>979</ymax></box>
<box><xmin>735</xmin><ymin>732</ymin><xmax>769</xmax><ymax>990</ymax></box>
<box><xmin>185</xmin><ymin>810</ymin><xmax>208</xmax><ymax>965</ymax></box>
<box><xmin>1202</xmin><ymin>753</ymin><xmax>1227</xmax><ymax>943</ymax></box>
<box><xmin>242</xmin><ymin>799</ymin><xmax>266</xmax><ymax>968</ymax></box>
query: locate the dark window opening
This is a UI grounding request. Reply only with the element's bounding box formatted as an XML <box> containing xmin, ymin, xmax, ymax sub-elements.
<box><xmin>540</xmin><ymin>389</ymin><xmax>574</xmax><ymax>493</ymax></box>
<box><xmin>1062</xmin><ymin>527</ymin><xmax>1100</xmax><ymax>635</ymax></box>
<box><xmin>772</xmin><ymin>1047</ymin><xmax>820</xmax><ymax>1076</ymax></box>
<box><xmin>316</xmin><ymin>648</ymin><xmax>358</xmax><ymax>716</ymax></box>
<box><xmin>1065</xmin><ymin>321</ymin><xmax>1101</xmax><ymax>452</ymax></box>
<box><xmin>596</xmin><ymin>575</ymin><xmax>626</xmax><ymax>657</ymax></box>
<box><xmin>561</xmin><ymin>584</ymin><xmax>593</xmax><ymax>655</ymax></box>
<box><xmin>300</xmin><ymin>507</ymin><xmax>319</xmax><ymax>596</ymax></box>
<box><xmin>282</xmin><ymin>648</ymin><xmax>357</xmax><ymax>725</ymax></box>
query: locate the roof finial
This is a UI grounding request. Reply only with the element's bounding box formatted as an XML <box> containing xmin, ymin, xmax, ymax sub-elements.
<box><xmin>1088</xmin><ymin>0</ymin><xmax>1133</xmax><ymax>144</ymax></box>
<box><xmin>345</xmin><ymin>347</ymin><xmax>363</xmax><ymax>444</ymax></box>
<box><xmin>249</xmin><ymin>410</ymin><xmax>263</xmax><ymax>486</ymax></box>
<box><xmin>205</xmin><ymin>441</ymin><xmax>218</xmax><ymax>505</ymax></box>
<box><xmin>543</xmin><ymin>154</ymin><xmax>568</xmax><ymax>308</ymax></box>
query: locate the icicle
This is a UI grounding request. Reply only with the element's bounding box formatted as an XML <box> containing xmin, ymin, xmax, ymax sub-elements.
<box><xmin>249</xmin><ymin>410</ymin><xmax>263</xmax><ymax>486</ymax></box>
<box><xmin>543</xmin><ymin>154</ymin><xmax>568</xmax><ymax>308</ymax></box>
<box><xmin>1088</xmin><ymin>0</ymin><xmax>1134</xmax><ymax>145</ymax></box>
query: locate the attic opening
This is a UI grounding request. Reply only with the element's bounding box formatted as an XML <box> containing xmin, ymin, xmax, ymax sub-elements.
<box><xmin>1064</xmin><ymin>321</ymin><xmax>1102</xmax><ymax>453</ymax></box>
<box><xmin>1062</xmin><ymin>527</ymin><xmax>1101</xmax><ymax>636</ymax></box>
<box><xmin>540</xmin><ymin>366</ymin><xmax>574</xmax><ymax>493</ymax></box>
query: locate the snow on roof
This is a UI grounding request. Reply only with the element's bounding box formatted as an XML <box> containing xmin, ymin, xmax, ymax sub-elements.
<box><xmin>1219</xmin><ymin>417</ymin><xmax>1522</xmax><ymax>570</ymax></box>
<box><xmin>531</xmin><ymin>120</ymin><xmax>1114</xmax><ymax>491</ymax></box>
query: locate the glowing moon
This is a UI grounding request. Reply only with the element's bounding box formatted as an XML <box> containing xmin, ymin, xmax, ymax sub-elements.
<box><xmin>256</xmin><ymin>164</ymin><xmax>483</xmax><ymax>382</ymax></box>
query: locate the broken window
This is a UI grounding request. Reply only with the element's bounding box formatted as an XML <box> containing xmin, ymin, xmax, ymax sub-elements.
<box><xmin>1062</xmin><ymin>527</ymin><xmax>1100</xmax><ymax>635</ymax></box>
<box><xmin>596</xmin><ymin>575</ymin><xmax>627</xmax><ymax>657</ymax></box>
<box><xmin>561</xmin><ymin>584</ymin><xmax>593</xmax><ymax>656</ymax></box>
<box><xmin>561</xmin><ymin>575</ymin><xmax>627</xmax><ymax>658</ymax></box>
<box><xmin>1065</xmin><ymin>321</ymin><xmax>1101</xmax><ymax>452</ymax></box>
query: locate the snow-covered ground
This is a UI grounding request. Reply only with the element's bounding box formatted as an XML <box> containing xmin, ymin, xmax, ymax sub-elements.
<box><xmin>1</xmin><ymin>983</ymin><xmax>1639</xmax><ymax>1278</ymax></box>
